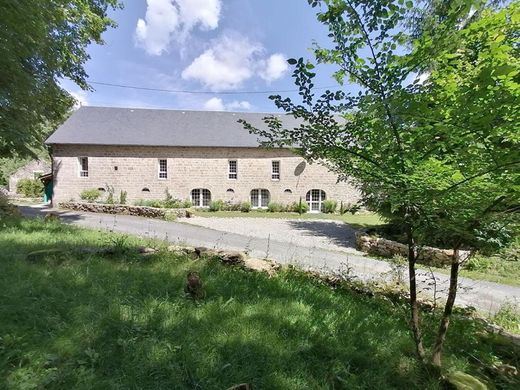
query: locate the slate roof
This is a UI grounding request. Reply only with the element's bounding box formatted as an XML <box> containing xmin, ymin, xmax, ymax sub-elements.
<box><xmin>45</xmin><ymin>106</ymin><xmax>298</xmax><ymax>148</ymax></box>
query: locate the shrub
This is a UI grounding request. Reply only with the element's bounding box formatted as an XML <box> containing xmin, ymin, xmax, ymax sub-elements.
<box><xmin>0</xmin><ymin>191</ymin><xmax>20</xmax><ymax>218</ymax></box>
<box><xmin>209</xmin><ymin>199</ymin><xmax>225</xmax><ymax>212</ymax></box>
<box><xmin>323</xmin><ymin>199</ymin><xmax>337</xmax><ymax>214</ymax></box>
<box><xmin>16</xmin><ymin>178</ymin><xmax>43</xmax><ymax>198</ymax></box>
<box><xmin>292</xmin><ymin>199</ymin><xmax>309</xmax><ymax>214</ymax></box>
<box><xmin>80</xmin><ymin>188</ymin><xmax>101</xmax><ymax>202</ymax></box>
<box><xmin>267</xmin><ymin>202</ymin><xmax>283</xmax><ymax>212</ymax></box>
<box><xmin>119</xmin><ymin>190</ymin><xmax>127</xmax><ymax>205</ymax></box>
<box><xmin>182</xmin><ymin>199</ymin><xmax>193</xmax><ymax>208</ymax></box>
<box><xmin>105</xmin><ymin>185</ymin><xmax>115</xmax><ymax>204</ymax></box>
<box><xmin>240</xmin><ymin>201</ymin><xmax>251</xmax><ymax>213</ymax></box>
<box><xmin>339</xmin><ymin>201</ymin><xmax>362</xmax><ymax>215</ymax></box>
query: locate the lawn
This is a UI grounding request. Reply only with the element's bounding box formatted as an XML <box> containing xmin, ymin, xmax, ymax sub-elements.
<box><xmin>0</xmin><ymin>217</ymin><xmax>518</xmax><ymax>389</ymax></box>
<box><xmin>192</xmin><ymin>210</ymin><xmax>385</xmax><ymax>229</ymax></box>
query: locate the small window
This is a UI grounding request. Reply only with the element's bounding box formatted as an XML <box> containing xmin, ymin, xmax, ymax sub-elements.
<box><xmin>79</xmin><ymin>157</ymin><xmax>88</xmax><ymax>177</ymax></box>
<box><xmin>228</xmin><ymin>160</ymin><xmax>237</xmax><ymax>180</ymax></box>
<box><xmin>191</xmin><ymin>188</ymin><xmax>211</xmax><ymax>207</ymax></box>
<box><xmin>158</xmin><ymin>159</ymin><xmax>167</xmax><ymax>179</ymax></box>
<box><xmin>142</xmin><ymin>187</ymin><xmax>150</xmax><ymax>192</ymax></box>
<box><xmin>251</xmin><ymin>189</ymin><xmax>270</xmax><ymax>209</ymax></box>
<box><xmin>97</xmin><ymin>187</ymin><xmax>106</xmax><ymax>192</ymax></box>
<box><xmin>272</xmin><ymin>161</ymin><xmax>280</xmax><ymax>180</ymax></box>
<box><xmin>284</xmin><ymin>189</ymin><xmax>292</xmax><ymax>194</ymax></box>
<box><xmin>226</xmin><ymin>188</ymin><xmax>235</xmax><ymax>194</ymax></box>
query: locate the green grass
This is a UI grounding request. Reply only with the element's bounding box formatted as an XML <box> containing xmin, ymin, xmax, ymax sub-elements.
<box><xmin>192</xmin><ymin>210</ymin><xmax>385</xmax><ymax>229</ymax></box>
<box><xmin>0</xmin><ymin>217</ymin><xmax>518</xmax><ymax>389</ymax></box>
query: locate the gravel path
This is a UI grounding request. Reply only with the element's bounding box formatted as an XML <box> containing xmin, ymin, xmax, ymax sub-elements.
<box><xmin>182</xmin><ymin>216</ymin><xmax>365</xmax><ymax>255</ymax></box>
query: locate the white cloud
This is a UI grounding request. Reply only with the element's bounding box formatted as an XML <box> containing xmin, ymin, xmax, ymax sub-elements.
<box><xmin>182</xmin><ymin>33</ymin><xmax>288</xmax><ymax>90</ymax></box>
<box><xmin>135</xmin><ymin>0</ymin><xmax>221</xmax><ymax>56</ymax></box>
<box><xmin>69</xmin><ymin>90</ymin><xmax>88</xmax><ymax>109</ymax></box>
<box><xmin>182</xmin><ymin>33</ymin><xmax>262</xmax><ymax>90</ymax></box>
<box><xmin>203</xmin><ymin>97</ymin><xmax>252</xmax><ymax>111</ymax></box>
<box><xmin>259</xmin><ymin>53</ymin><xmax>288</xmax><ymax>82</ymax></box>
<box><xmin>203</xmin><ymin>97</ymin><xmax>225</xmax><ymax>111</ymax></box>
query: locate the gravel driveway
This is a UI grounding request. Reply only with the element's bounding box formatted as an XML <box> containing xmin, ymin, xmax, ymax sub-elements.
<box><xmin>182</xmin><ymin>216</ymin><xmax>364</xmax><ymax>255</ymax></box>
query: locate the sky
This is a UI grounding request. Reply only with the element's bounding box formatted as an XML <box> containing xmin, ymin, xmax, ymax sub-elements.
<box><xmin>61</xmin><ymin>0</ymin><xmax>342</xmax><ymax>113</ymax></box>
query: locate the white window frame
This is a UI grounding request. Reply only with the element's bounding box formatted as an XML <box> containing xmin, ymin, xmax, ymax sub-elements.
<box><xmin>250</xmin><ymin>189</ymin><xmax>270</xmax><ymax>209</ymax></box>
<box><xmin>228</xmin><ymin>160</ymin><xmax>237</xmax><ymax>180</ymax></box>
<box><xmin>78</xmin><ymin>157</ymin><xmax>89</xmax><ymax>178</ymax></box>
<box><xmin>158</xmin><ymin>159</ymin><xmax>168</xmax><ymax>179</ymax></box>
<box><xmin>271</xmin><ymin>160</ymin><xmax>280</xmax><ymax>180</ymax></box>
<box><xmin>306</xmin><ymin>189</ymin><xmax>326</xmax><ymax>213</ymax></box>
<box><xmin>191</xmin><ymin>188</ymin><xmax>211</xmax><ymax>207</ymax></box>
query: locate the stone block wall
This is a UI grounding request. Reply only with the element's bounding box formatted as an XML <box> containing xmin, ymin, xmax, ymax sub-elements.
<box><xmin>51</xmin><ymin>144</ymin><xmax>361</xmax><ymax>207</ymax></box>
<box><xmin>59</xmin><ymin>202</ymin><xmax>189</xmax><ymax>219</ymax></box>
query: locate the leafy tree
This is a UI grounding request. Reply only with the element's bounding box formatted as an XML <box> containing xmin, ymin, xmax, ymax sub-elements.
<box><xmin>0</xmin><ymin>0</ymin><xmax>121</xmax><ymax>157</ymax></box>
<box><xmin>241</xmin><ymin>0</ymin><xmax>519</xmax><ymax>370</ymax></box>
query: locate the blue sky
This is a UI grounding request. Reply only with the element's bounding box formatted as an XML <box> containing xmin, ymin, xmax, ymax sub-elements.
<box><xmin>61</xmin><ymin>0</ymin><xmax>341</xmax><ymax>112</ymax></box>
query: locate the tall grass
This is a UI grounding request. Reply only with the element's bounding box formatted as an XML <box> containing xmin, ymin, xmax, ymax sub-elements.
<box><xmin>0</xmin><ymin>218</ymin><xmax>517</xmax><ymax>389</ymax></box>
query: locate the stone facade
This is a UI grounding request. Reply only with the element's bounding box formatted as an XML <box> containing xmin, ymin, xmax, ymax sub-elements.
<box><xmin>51</xmin><ymin>144</ymin><xmax>360</xmax><ymax>207</ymax></box>
<box><xmin>9</xmin><ymin>159</ymin><xmax>51</xmax><ymax>193</ymax></box>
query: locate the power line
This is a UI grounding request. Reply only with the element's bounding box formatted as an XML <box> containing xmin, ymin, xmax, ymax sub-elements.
<box><xmin>90</xmin><ymin>81</ymin><xmax>338</xmax><ymax>95</ymax></box>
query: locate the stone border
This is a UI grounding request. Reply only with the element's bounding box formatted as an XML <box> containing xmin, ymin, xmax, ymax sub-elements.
<box><xmin>355</xmin><ymin>232</ymin><xmax>470</xmax><ymax>267</ymax></box>
<box><xmin>59</xmin><ymin>201</ymin><xmax>190</xmax><ymax>220</ymax></box>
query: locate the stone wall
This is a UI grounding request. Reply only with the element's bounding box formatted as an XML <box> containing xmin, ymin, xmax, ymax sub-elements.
<box><xmin>355</xmin><ymin>232</ymin><xmax>470</xmax><ymax>267</ymax></box>
<box><xmin>51</xmin><ymin>144</ymin><xmax>360</xmax><ymax>206</ymax></box>
<box><xmin>59</xmin><ymin>202</ymin><xmax>189</xmax><ymax>219</ymax></box>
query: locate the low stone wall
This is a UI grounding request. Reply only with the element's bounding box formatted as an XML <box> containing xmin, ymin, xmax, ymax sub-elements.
<box><xmin>355</xmin><ymin>232</ymin><xmax>470</xmax><ymax>267</ymax></box>
<box><xmin>59</xmin><ymin>202</ymin><xmax>190</xmax><ymax>219</ymax></box>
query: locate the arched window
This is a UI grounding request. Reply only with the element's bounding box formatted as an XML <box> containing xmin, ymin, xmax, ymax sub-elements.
<box><xmin>284</xmin><ymin>189</ymin><xmax>292</xmax><ymax>194</ymax></box>
<box><xmin>191</xmin><ymin>188</ymin><xmax>211</xmax><ymax>207</ymax></box>
<box><xmin>141</xmin><ymin>187</ymin><xmax>150</xmax><ymax>192</ymax></box>
<box><xmin>306</xmin><ymin>189</ymin><xmax>326</xmax><ymax>212</ymax></box>
<box><xmin>250</xmin><ymin>189</ymin><xmax>270</xmax><ymax>208</ymax></box>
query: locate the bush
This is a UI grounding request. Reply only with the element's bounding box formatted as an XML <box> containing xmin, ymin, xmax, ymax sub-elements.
<box><xmin>209</xmin><ymin>200</ymin><xmax>225</xmax><ymax>212</ymax></box>
<box><xmin>339</xmin><ymin>201</ymin><xmax>362</xmax><ymax>215</ymax></box>
<box><xmin>267</xmin><ymin>202</ymin><xmax>283</xmax><ymax>212</ymax></box>
<box><xmin>323</xmin><ymin>199</ymin><xmax>337</xmax><ymax>214</ymax></box>
<box><xmin>291</xmin><ymin>200</ymin><xmax>309</xmax><ymax>214</ymax></box>
<box><xmin>182</xmin><ymin>199</ymin><xmax>192</xmax><ymax>208</ymax></box>
<box><xmin>16</xmin><ymin>178</ymin><xmax>43</xmax><ymax>198</ymax></box>
<box><xmin>0</xmin><ymin>191</ymin><xmax>20</xmax><ymax>218</ymax></box>
<box><xmin>119</xmin><ymin>190</ymin><xmax>127</xmax><ymax>205</ymax></box>
<box><xmin>80</xmin><ymin>188</ymin><xmax>101</xmax><ymax>202</ymax></box>
<box><xmin>240</xmin><ymin>201</ymin><xmax>251</xmax><ymax>213</ymax></box>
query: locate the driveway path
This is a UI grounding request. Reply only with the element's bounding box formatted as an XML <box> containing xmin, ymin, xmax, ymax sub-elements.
<box><xmin>19</xmin><ymin>205</ymin><xmax>520</xmax><ymax>314</ymax></box>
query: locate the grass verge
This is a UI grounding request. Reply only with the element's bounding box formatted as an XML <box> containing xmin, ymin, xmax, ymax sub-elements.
<box><xmin>191</xmin><ymin>210</ymin><xmax>385</xmax><ymax>229</ymax></box>
<box><xmin>0</xmin><ymin>217</ymin><xmax>518</xmax><ymax>389</ymax></box>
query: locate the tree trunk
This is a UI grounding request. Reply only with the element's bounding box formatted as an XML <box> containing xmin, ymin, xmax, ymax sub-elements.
<box><xmin>431</xmin><ymin>247</ymin><xmax>460</xmax><ymax>368</ymax></box>
<box><xmin>406</xmin><ymin>227</ymin><xmax>425</xmax><ymax>361</ymax></box>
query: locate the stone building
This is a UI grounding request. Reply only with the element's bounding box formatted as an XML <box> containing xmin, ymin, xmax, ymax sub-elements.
<box><xmin>46</xmin><ymin>106</ymin><xmax>360</xmax><ymax>211</ymax></box>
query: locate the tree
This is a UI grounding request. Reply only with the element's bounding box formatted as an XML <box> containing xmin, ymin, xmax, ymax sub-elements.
<box><xmin>0</xmin><ymin>0</ymin><xmax>121</xmax><ymax>157</ymax></box>
<box><xmin>241</xmin><ymin>0</ymin><xmax>519</xmax><ymax>370</ymax></box>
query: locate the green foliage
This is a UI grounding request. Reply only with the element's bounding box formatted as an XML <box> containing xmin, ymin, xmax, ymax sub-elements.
<box><xmin>340</xmin><ymin>202</ymin><xmax>362</xmax><ymax>215</ymax></box>
<box><xmin>105</xmin><ymin>185</ymin><xmax>114</xmax><ymax>205</ymax></box>
<box><xmin>0</xmin><ymin>0</ymin><xmax>121</xmax><ymax>157</ymax></box>
<box><xmin>0</xmin><ymin>192</ymin><xmax>20</xmax><ymax>218</ymax></box>
<box><xmin>323</xmin><ymin>199</ymin><xmax>338</xmax><ymax>214</ymax></box>
<box><xmin>119</xmin><ymin>190</ymin><xmax>127</xmax><ymax>205</ymax></box>
<box><xmin>79</xmin><ymin>189</ymin><xmax>101</xmax><ymax>203</ymax></box>
<box><xmin>16</xmin><ymin>178</ymin><xmax>43</xmax><ymax>198</ymax></box>
<box><xmin>267</xmin><ymin>201</ymin><xmax>283</xmax><ymax>212</ymax></box>
<box><xmin>292</xmin><ymin>199</ymin><xmax>309</xmax><ymax>214</ymax></box>
<box><xmin>209</xmin><ymin>199</ymin><xmax>225</xmax><ymax>212</ymax></box>
<box><xmin>492</xmin><ymin>302</ymin><xmax>520</xmax><ymax>334</ymax></box>
<box><xmin>182</xmin><ymin>199</ymin><xmax>192</xmax><ymax>208</ymax></box>
<box><xmin>0</xmin><ymin>217</ymin><xmax>517</xmax><ymax>389</ymax></box>
<box><xmin>240</xmin><ymin>201</ymin><xmax>251</xmax><ymax>213</ymax></box>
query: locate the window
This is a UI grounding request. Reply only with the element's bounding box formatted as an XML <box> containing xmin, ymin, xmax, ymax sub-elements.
<box><xmin>228</xmin><ymin>160</ymin><xmax>237</xmax><ymax>179</ymax></box>
<box><xmin>271</xmin><ymin>161</ymin><xmax>280</xmax><ymax>180</ymax></box>
<box><xmin>79</xmin><ymin>157</ymin><xmax>88</xmax><ymax>177</ymax></box>
<box><xmin>250</xmin><ymin>189</ymin><xmax>270</xmax><ymax>208</ymax></box>
<box><xmin>191</xmin><ymin>188</ymin><xmax>211</xmax><ymax>207</ymax></box>
<box><xmin>306</xmin><ymin>189</ymin><xmax>326</xmax><ymax>212</ymax></box>
<box><xmin>142</xmin><ymin>187</ymin><xmax>150</xmax><ymax>192</ymax></box>
<box><xmin>158</xmin><ymin>159</ymin><xmax>167</xmax><ymax>179</ymax></box>
<box><xmin>284</xmin><ymin>189</ymin><xmax>292</xmax><ymax>194</ymax></box>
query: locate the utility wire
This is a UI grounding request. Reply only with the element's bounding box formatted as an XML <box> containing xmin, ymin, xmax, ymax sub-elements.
<box><xmin>90</xmin><ymin>81</ymin><xmax>339</xmax><ymax>95</ymax></box>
